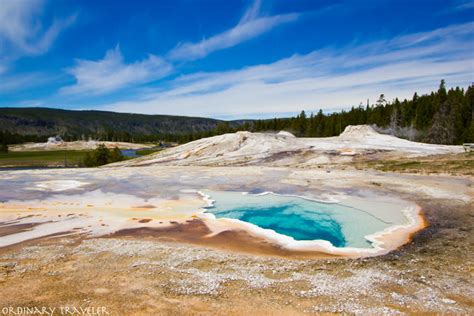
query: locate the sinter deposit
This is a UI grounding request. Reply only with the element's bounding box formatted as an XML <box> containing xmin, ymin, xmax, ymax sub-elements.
<box><xmin>115</xmin><ymin>125</ymin><xmax>463</xmax><ymax>167</ymax></box>
<box><xmin>10</xmin><ymin>139</ymin><xmax>149</xmax><ymax>151</ymax></box>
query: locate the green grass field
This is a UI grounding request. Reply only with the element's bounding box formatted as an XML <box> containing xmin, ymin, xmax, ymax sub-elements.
<box><xmin>0</xmin><ymin>150</ymin><xmax>91</xmax><ymax>168</ymax></box>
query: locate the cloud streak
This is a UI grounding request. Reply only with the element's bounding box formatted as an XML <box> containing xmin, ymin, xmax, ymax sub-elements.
<box><xmin>168</xmin><ymin>0</ymin><xmax>299</xmax><ymax>61</ymax></box>
<box><xmin>453</xmin><ymin>0</ymin><xmax>474</xmax><ymax>10</ymax></box>
<box><xmin>60</xmin><ymin>46</ymin><xmax>173</xmax><ymax>95</ymax></box>
<box><xmin>0</xmin><ymin>0</ymin><xmax>76</xmax><ymax>57</ymax></box>
<box><xmin>101</xmin><ymin>22</ymin><xmax>474</xmax><ymax>118</ymax></box>
<box><xmin>60</xmin><ymin>0</ymin><xmax>299</xmax><ymax>96</ymax></box>
<box><xmin>0</xmin><ymin>0</ymin><xmax>76</xmax><ymax>94</ymax></box>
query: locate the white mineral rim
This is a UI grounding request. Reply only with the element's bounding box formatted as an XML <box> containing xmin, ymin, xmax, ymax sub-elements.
<box><xmin>195</xmin><ymin>190</ymin><xmax>427</xmax><ymax>258</ymax></box>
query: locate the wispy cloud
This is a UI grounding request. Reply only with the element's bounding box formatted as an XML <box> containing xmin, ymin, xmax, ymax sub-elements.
<box><xmin>0</xmin><ymin>64</ymin><xmax>7</xmax><ymax>75</ymax></box>
<box><xmin>60</xmin><ymin>0</ymin><xmax>300</xmax><ymax>96</ymax></box>
<box><xmin>168</xmin><ymin>0</ymin><xmax>299</xmax><ymax>61</ymax></box>
<box><xmin>0</xmin><ymin>72</ymin><xmax>44</xmax><ymax>93</ymax></box>
<box><xmin>438</xmin><ymin>0</ymin><xmax>474</xmax><ymax>14</ymax></box>
<box><xmin>453</xmin><ymin>0</ymin><xmax>474</xmax><ymax>10</ymax></box>
<box><xmin>60</xmin><ymin>46</ymin><xmax>173</xmax><ymax>95</ymax></box>
<box><xmin>101</xmin><ymin>22</ymin><xmax>474</xmax><ymax>118</ymax></box>
<box><xmin>0</xmin><ymin>0</ymin><xmax>76</xmax><ymax>57</ymax></box>
<box><xmin>0</xmin><ymin>70</ymin><xmax>64</xmax><ymax>94</ymax></box>
<box><xmin>0</xmin><ymin>0</ymin><xmax>76</xmax><ymax>93</ymax></box>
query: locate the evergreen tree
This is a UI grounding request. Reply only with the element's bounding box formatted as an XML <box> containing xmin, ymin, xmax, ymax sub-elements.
<box><xmin>461</xmin><ymin>85</ymin><xmax>474</xmax><ymax>142</ymax></box>
<box><xmin>83</xmin><ymin>144</ymin><xmax>122</xmax><ymax>167</ymax></box>
<box><xmin>438</xmin><ymin>79</ymin><xmax>447</xmax><ymax>104</ymax></box>
<box><xmin>428</xmin><ymin>99</ymin><xmax>456</xmax><ymax>144</ymax></box>
<box><xmin>94</xmin><ymin>144</ymin><xmax>110</xmax><ymax>166</ymax></box>
<box><xmin>215</xmin><ymin>122</ymin><xmax>231</xmax><ymax>134</ymax></box>
<box><xmin>0</xmin><ymin>143</ymin><xmax>8</xmax><ymax>153</ymax></box>
<box><xmin>390</xmin><ymin>98</ymin><xmax>402</xmax><ymax>132</ymax></box>
<box><xmin>376</xmin><ymin>94</ymin><xmax>387</xmax><ymax>107</ymax></box>
<box><xmin>465</xmin><ymin>121</ymin><xmax>474</xmax><ymax>142</ymax></box>
<box><xmin>292</xmin><ymin>110</ymin><xmax>307</xmax><ymax>136</ymax></box>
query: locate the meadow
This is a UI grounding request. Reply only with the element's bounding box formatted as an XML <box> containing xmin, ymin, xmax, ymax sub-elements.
<box><xmin>0</xmin><ymin>150</ymin><xmax>91</xmax><ymax>168</ymax></box>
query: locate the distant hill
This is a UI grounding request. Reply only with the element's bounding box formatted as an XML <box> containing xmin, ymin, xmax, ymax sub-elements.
<box><xmin>0</xmin><ymin>107</ymin><xmax>249</xmax><ymax>143</ymax></box>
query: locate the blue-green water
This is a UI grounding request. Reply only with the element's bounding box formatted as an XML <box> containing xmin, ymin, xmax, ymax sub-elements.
<box><xmin>211</xmin><ymin>203</ymin><xmax>346</xmax><ymax>246</ymax></box>
<box><xmin>203</xmin><ymin>190</ymin><xmax>402</xmax><ymax>248</ymax></box>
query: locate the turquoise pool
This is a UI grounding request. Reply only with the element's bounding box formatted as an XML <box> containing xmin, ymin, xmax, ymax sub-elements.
<box><xmin>203</xmin><ymin>190</ymin><xmax>402</xmax><ymax>248</ymax></box>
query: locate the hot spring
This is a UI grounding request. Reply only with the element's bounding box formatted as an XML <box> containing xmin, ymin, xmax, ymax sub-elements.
<box><xmin>202</xmin><ymin>190</ymin><xmax>416</xmax><ymax>249</ymax></box>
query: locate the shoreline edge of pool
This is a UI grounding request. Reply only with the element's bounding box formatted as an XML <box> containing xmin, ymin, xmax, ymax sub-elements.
<box><xmin>195</xmin><ymin>190</ymin><xmax>428</xmax><ymax>258</ymax></box>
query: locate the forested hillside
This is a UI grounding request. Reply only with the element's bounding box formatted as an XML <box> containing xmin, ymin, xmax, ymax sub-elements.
<box><xmin>1</xmin><ymin>81</ymin><xmax>472</xmax><ymax>145</ymax></box>
<box><xmin>0</xmin><ymin>108</ymin><xmax>247</xmax><ymax>144</ymax></box>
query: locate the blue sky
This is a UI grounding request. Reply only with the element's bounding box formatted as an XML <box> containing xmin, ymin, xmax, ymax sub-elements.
<box><xmin>0</xmin><ymin>0</ymin><xmax>473</xmax><ymax>119</ymax></box>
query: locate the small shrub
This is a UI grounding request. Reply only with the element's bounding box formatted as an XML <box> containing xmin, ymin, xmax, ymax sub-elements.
<box><xmin>83</xmin><ymin>144</ymin><xmax>123</xmax><ymax>167</ymax></box>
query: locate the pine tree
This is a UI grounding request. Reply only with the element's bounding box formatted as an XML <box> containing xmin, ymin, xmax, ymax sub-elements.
<box><xmin>0</xmin><ymin>143</ymin><xmax>8</xmax><ymax>153</ymax></box>
<box><xmin>215</xmin><ymin>122</ymin><xmax>231</xmax><ymax>134</ymax></box>
<box><xmin>438</xmin><ymin>79</ymin><xmax>447</xmax><ymax>104</ymax></box>
<box><xmin>292</xmin><ymin>110</ymin><xmax>307</xmax><ymax>136</ymax></box>
<box><xmin>461</xmin><ymin>85</ymin><xmax>474</xmax><ymax>142</ymax></box>
<box><xmin>390</xmin><ymin>98</ymin><xmax>402</xmax><ymax>133</ymax></box>
<box><xmin>376</xmin><ymin>94</ymin><xmax>387</xmax><ymax>107</ymax></box>
<box><xmin>428</xmin><ymin>98</ymin><xmax>455</xmax><ymax>144</ymax></box>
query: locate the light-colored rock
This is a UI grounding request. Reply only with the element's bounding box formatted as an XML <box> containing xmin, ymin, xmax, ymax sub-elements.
<box><xmin>114</xmin><ymin>125</ymin><xmax>463</xmax><ymax>167</ymax></box>
<box><xmin>277</xmin><ymin>131</ymin><xmax>295</xmax><ymax>138</ymax></box>
<box><xmin>340</xmin><ymin>125</ymin><xmax>380</xmax><ymax>138</ymax></box>
<box><xmin>10</xmin><ymin>140</ymin><xmax>150</xmax><ymax>151</ymax></box>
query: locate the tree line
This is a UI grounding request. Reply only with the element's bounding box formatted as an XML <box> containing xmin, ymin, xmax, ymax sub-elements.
<box><xmin>1</xmin><ymin>80</ymin><xmax>472</xmax><ymax>146</ymax></box>
<box><xmin>247</xmin><ymin>80</ymin><xmax>473</xmax><ymax>144</ymax></box>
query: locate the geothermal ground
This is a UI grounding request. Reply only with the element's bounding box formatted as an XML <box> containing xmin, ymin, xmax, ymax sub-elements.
<box><xmin>115</xmin><ymin>125</ymin><xmax>463</xmax><ymax>167</ymax></box>
<box><xmin>10</xmin><ymin>140</ymin><xmax>149</xmax><ymax>152</ymax></box>
<box><xmin>0</xmin><ymin>126</ymin><xmax>472</xmax><ymax>314</ymax></box>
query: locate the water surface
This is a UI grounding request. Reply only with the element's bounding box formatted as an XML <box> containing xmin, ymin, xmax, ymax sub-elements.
<box><xmin>204</xmin><ymin>190</ymin><xmax>404</xmax><ymax>248</ymax></box>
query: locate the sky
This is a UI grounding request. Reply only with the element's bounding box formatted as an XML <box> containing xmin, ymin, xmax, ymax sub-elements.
<box><xmin>0</xmin><ymin>0</ymin><xmax>473</xmax><ymax>119</ymax></box>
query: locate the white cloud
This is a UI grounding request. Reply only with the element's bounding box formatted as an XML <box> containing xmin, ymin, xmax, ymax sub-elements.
<box><xmin>101</xmin><ymin>22</ymin><xmax>474</xmax><ymax>118</ymax></box>
<box><xmin>60</xmin><ymin>46</ymin><xmax>173</xmax><ymax>95</ymax></box>
<box><xmin>168</xmin><ymin>0</ymin><xmax>299</xmax><ymax>61</ymax></box>
<box><xmin>0</xmin><ymin>0</ymin><xmax>76</xmax><ymax>56</ymax></box>
<box><xmin>0</xmin><ymin>0</ymin><xmax>76</xmax><ymax>93</ymax></box>
<box><xmin>58</xmin><ymin>0</ymin><xmax>299</xmax><ymax>96</ymax></box>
